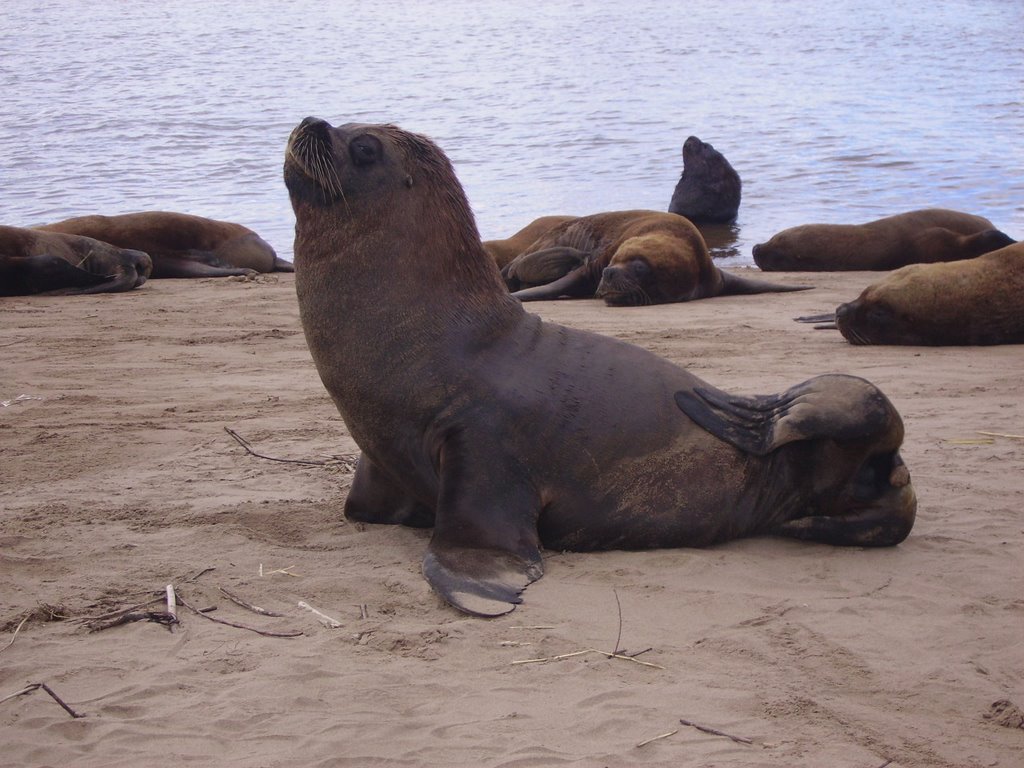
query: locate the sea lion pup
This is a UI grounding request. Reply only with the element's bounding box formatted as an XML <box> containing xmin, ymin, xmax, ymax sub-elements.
<box><xmin>0</xmin><ymin>224</ymin><xmax>151</xmax><ymax>296</ymax></box>
<box><xmin>834</xmin><ymin>241</ymin><xmax>1024</xmax><ymax>346</ymax></box>
<box><xmin>36</xmin><ymin>211</ymin><xmax>293</xmax><ymax>278</ymax></box>
<box><xmin>483</xmin><ymin>215</ymin><xmax>576</xmax><ymax>270</ymax></box>
<box><xmin>752</xmin><ymin>208</ymin><xmax>1014</xmax><ymax>272</ymax></box>
<box><xmin>502</xmin><ymin>210</ymin><xmax>808</xmax><ymax>305</ymax></box>
<box><xmin>284</xmin><ymin>117</ymin><xmax>916</xmax><ymax>617</ymax></box>
<box><xmin>667</xmin><ymin>136</ymin><xmax>742</xmax><ymax>224</ymax></box>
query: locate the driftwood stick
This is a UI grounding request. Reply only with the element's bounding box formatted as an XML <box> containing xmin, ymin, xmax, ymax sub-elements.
<box><xmin>225</xmin><ymin>427</ymin><xmax>351</xmax><ymax>467</ymax></box>
<box><xmin>678</xmin><ymin>717</ymin><xmax>754</xmax><ymax>745</ymax></box>
<box><xmin>612</xmin><ymin>588</ymin><xmax>623</xmax><ymax>655</ymax></box>
<box><xmin>178</xmin><ymin>595</ymin><xmax>302</xmax><ymax>638</ymax></box>
<box><xmin>165</xmin><ymin>585</ymin><xmax>177</xmax><ymax>623</ymax></box>
<box><xmin>297</xmin><ymin>601</ymin><xmax>342</xmax><ymax>628</ymax></box>
<box><xmin>636</xmin><ymin>729</ymin><xmax>678</xmax><ymax>748</ymax></box>
<box><xmin>0</xmin><ymin>683</ymin><xmax>85</xmax><ymax>718</ymax></box>
<box><xmin>1</xmin><ymin>616</ymin><xmax>29</xmax><ymax>654</ymax></box>
<box><xmin>88</xmin><ymin>611</ymin><xmax>178</xmax><ymax>632</ymax></box>
<box><xmin>977</xmin><ymin>430</ymin><xmax>1024</xmax><ymax>440</ymax></box>
<box><xmin>219</xmin><ymin>587</ymin><xmax>284</xmax><ymax>617</ymax></box>
<box><xmin>38</xmin><ymin>682</ymin><xmax>86</xmax><ymax>719</ymax></box>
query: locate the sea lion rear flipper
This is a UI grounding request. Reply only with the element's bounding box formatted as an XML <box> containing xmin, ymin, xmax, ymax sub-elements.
<box><xmin>716</xmin><ymin>269</ymin><xmax>812</xmax><ymax>296</ymax></box>
<box><xmin>273</xmin><ymin>256</ymin><xmax>296</xmax><ymax>272</ymax></box>
<box><xmin>675</xmin><ymin>375</ymin><xmax>891</xmax><ymax>456</ymax></box>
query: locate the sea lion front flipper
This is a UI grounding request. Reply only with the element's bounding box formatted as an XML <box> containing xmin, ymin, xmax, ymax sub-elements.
<box><xmin>423</xmin><ymin>440</ymin><xmax>543</xmax><ymax>616</ymax></box>
<box><xmin>794</xmin><ymin>312</ymin><xmax>836</xmax><ymax>324</ymax></box>
<box><xmin>675</xmin><ymin>374</ymin><xmax>891</xmax><ymax>456</ymax></box>
<box><xmin>423</xmin><ymin>544</ymin><xmax>543</xmax><ymax>617</ymax></box>
<box><xmin>716</xmin><ymin>269</ymin><xmax>812</xmax><ymax>296</ymax></box>
<box><xmin>502</xmin><ymin>247</ymin><xmax>587</xmax><ymax>291</ymax></box>
<box><xmin>511</xmin><ymin>265</ymin><xmax>596</xmax><ymax>302</ymax></box>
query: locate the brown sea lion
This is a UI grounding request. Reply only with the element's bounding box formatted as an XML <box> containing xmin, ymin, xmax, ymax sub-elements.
<box><xmin>752</xmin><ymin>208</ymin><xmax>1014</xmax><ymax>271</ymax></box>
<box><xmin>667</xmin><ymin>136</ymin><xmax>742</xmax><ymax>224</ymax></box>
<box><xmin>36</xmin><ymin>211</ymin><xmax>293</xmax><ymax>278</ymax></box>
<box><xmin>834</xmin><ymin>241</ymin><xmax>1024</xmax><ymax>346</ymax></box>
<box><xmin>483</xmin><ymin>215</ymin><xmax>576</xmax><ymax>269</ymax></box>
<box><xmin>284</xmin><ymin>116</ymin><xmax>916</xmax><ymax>617</ymax></box>
<box><xmin>502</xmin><ymin>210</ymin><xmax>808</xmax><ymax>305</ymax></box>
<box><xmin>0</xmin><ymin>224</ymin><xmax>151</xmax><ymax>296</ymax></box>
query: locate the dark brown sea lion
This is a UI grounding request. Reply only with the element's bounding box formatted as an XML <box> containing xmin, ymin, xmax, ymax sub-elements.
<box><xmin>36</xmin><ymin>211</ymin><xmax>293</xmax><ymax>278</ymax></box>
<box><xmin>752</xmin><ymin>208</ymin><xmax>1014</xmax><ymax>271</ymax></box>
<box><xmin>284</xmin><ymin>116</ymin><xmax>916</xmax><ymax>617</ymax></box>
<box><xmin>0</xmin><ymin>225</ymin><xmax>151</xmax><ymax>296</ymax></box>
<box><xmin>667</xmin><ymin>136</ymin><xmax>742</xmax><ymax>224</ymax></box>
<box><xmin>502</xmin><ymin>210</ymin><xmax>808</xmax><ymax>305</ymax></box>
<box><xmin>483</xmin><ymin>215</ymin><xmax>576</xmax><ymax>269</ymax></box>
<box><xmin>834</xmin><ymin>241</ymin><xmax>1024</xmax><ymax>345</ymax></box>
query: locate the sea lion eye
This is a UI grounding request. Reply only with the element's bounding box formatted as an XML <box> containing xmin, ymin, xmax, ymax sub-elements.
<box><xmin>350</xmin><ymin>135</ymin><xmax>382</xmax><ymax>167</ymax></box>
<box><xmin>630</xmin><ymin>260</ymin><xmax>652</xmax><ymax>279</ymax></box>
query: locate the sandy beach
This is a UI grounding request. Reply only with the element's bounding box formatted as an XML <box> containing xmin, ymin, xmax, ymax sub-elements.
<box><xmin>1</xmin><ymin>269</ymin><xmax>1021</xmax><ymax>767</ymax></box>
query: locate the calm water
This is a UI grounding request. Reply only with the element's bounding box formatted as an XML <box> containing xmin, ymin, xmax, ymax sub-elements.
<box><xmin>2</xmin><ymin>1</ymin><xmax>1022</xmax><ymax>266</ymax></box>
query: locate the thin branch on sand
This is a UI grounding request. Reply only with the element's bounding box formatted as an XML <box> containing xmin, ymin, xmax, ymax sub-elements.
<box><xmin>512</xmin><ymin>647</ymin><xmax>664</xmax><ymax>670</ymax></box>
<box><xmin>178</xmin><ymin>595</ymin><xmax>302</xmax><ymax>638</ymax></box>
<box><xmin>224</xmin><ymin>427</ymin><xmax>357</xmax><ymax>468</ymax></box>
<box><xmin>636</xmin><ymin>729</ymin><xmax>678</xmax><ymax>748</ymax></box>
<box><xmin>219</xmin><ymin>587</ymin><xmax>285</xmax><ymax>617</ymax></box>
<box><xmin>0</xmin><ymin>682</ymin><xmax>85</xmax><ymax>719</ymax></box>
<box><xmin>678</xmin><ymin>717</ymin><xmax>754</xmax><ymax>745</ymax></box>
<box><xmin>0</xmin><ymin>617</ymin><xmax>29</xmax><ymax>654</ymax></box>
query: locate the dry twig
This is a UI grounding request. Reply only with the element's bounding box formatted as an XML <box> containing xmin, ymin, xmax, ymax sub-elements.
<box><xmin>178</xmin><ymin>595</ymin><xmax>302</xmax><ymax>638</ymax></box>
<box><xmin>512</xmin><ymin>647</ymin><xmax>664</xmax><ymax>670</ymax></box>
<box><xmin>298</xmin><ymin>601</ymin><xmax>342</xmax><ymax>628</ymax></box>
<box><xmin>225</xmin><ymin>427</ymin><xmax>356</xmax><ymax>468</ymax></box>
<box><xmin>678</xmin><ymin>717</ymin><xmax>754</xmax><ymax>745</ymax></box>
<box><xmin>0</xmin><ymin>617</ymin><xmax>29</xmax><ymax>654</ymax></box>
<box><xmin>0</xmin><ymin>682</ymin><xmax>85</xmax><ymax>718</ymax></box>
<box><xmin>219</xmin><ymin>587</ymin><xmax>284</xmax><ymax>617</ymax></box>
<box><xmin>636</xmin><ymin>729</ymin><xmax>678</xmax><ymax>748</ymax></box>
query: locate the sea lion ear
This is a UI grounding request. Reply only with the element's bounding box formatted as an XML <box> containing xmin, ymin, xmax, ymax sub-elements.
<box><xmin>404</xmin><ymin>175</ymin><xmax>414</xmax><ymax>188</ymax></box>
<box><xmin>674</xmin><ymin>375</ymin><xmax>892</xmax><ymax>456</ymax></box>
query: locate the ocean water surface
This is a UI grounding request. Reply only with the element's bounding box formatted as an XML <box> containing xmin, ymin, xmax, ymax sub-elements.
<box><xmin>2</xmin><ymin>1</ymin><xmax>1022</xmax><ymax>265</ymax></box>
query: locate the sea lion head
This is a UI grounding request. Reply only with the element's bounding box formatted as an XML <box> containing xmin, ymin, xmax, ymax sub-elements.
<box><xmin>668</xmin><ymin>136</ymin><xmax>741</xmax><ymax>224</ymax></box>
<box><xmin>284</xmin><ymin>117</ymin><xmax>484</xmax><ymax>269</ymax></box>
<box><xmin>596</xmin><ymin>232</ymin><xmax>705</xmax><ymax>306</ymax></box>
<box><xmin>835</xmin><ymin>265</ymin><xmax>945</xmax><ymax>345</ymax></box>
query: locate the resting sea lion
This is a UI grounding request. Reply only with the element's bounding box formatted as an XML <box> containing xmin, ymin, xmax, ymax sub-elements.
<box><xmin>284</xmin><ymin>116</ymin><xmax>916</xmax><ymax>617</ymax></box>
<box><xmin>0</xmin><ymin>224</ymin><xmax>151</xmax><ymax>296</ymax></box>
<box><xmin>36</xmin><ymin>211</ymin><xmax>293</xmax><ymax>278</ymax></box>
<box><xmin>483</xmin><ymin>215</ymin><xmax>576</xmax><ymax>269</ymax></box>
<box><xmin>834</xmin><ymin>241</ymin><xmax>1024</xmax><ymax>346</ymax></box>
<box><xmin>667</xmin><ymin>136</ymin><xmax>742</xmax><ymax>224</ymax></box>
<box><xmin>502</xmin><ymin>210</ymin><xmax>808</xmax><ymax>305</ymax></box>
<box><xmin>752</xmin><ymin>208</ymin><xmax>1014</xmax><ymax>271</ymax></box>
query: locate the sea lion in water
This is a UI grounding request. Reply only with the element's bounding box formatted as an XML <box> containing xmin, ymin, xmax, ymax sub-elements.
<box><xmin>0</xmin><ymin>224</ymin><xmax>151</xmax><ymax>296</ymax></box>
<box><xmin>667</xmin><ymin>136</ymin><xmax>742</xmax><ymax>224</ymax></box>
<box><xmin>752</xmin><ymin>209</ymin><xmax>1014</xmax><ymax>271</ymax></box>
<box><xmin>502</xmin><ymin>210</ymin><xmax>808</xmax><ymax>305</ymax></box>
<box><xmin>834</xmin><ymin>241</ymin><xmax>1024</xmax><ymax>346</ymax></box>
<box><xmin>36</xmin><ymin>211</ymin><xmax>293</xmax><ymax>278</ymax></box>
<box><xmin>483</xmin><ymin>215</ymin><xmax>576</xmax><ymax>270</ymax></box>
<box><xmin>284</xmin><ymin>116</ymin><xmax>916</xmax><ymax>616</ymax></box>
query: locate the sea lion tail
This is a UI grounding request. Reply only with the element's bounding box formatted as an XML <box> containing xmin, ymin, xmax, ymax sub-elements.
<box><xmin>717</xmin><ymin>269</ymin><xmax>812</xmax><ymax>296</ymax></box>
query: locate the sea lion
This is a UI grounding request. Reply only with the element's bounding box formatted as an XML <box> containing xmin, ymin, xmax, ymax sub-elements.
<box><xmin>834</xmin><ymin>241</ymin><xmax>1024</xmax><ymax>345</ymax></box>
<box><xmin>284</xmin><ymin>116</ymin><xmax>916</xmax><ymax>617</ymax></box>
<box><xmin>752</xmin><ymin>209</ymin><xmax>1014</xmax><ymax>271</ymax></box>
<box><xmin>36</xmin><ymin>211</ymin><xmax>293</xmax><ymax>278</ymax></box>
<box><xmin>667</xmin><ymin>136</ymin><xmax>742</xmax><ymax>224</ymax></box>
<box><xmin>483</xmin><ymin>215</ymin><xmax>576</xmax><ymax>269</ymax></box>
<box><xmin>0</xmin><ymin>224</ymin><xmax>151</xmax><ymax>296</ymax></box>
<box><xmin>501</xmin><ymin>210</ymin><xmax>808</xmax><ymax>305</ymax></box>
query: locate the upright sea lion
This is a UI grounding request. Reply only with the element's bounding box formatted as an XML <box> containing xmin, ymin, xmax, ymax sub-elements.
<box><xmin>667</xmin><ymin>136</ymin><xmax>742</xmax><ymax>224</ymax></box>
<box><xmin>483</xmin><ymin>215</ymin><xmax>576</xmax><ymax>269</ymax></box>
<box><xmin>502</xmin><ymin>210</ymin><xmax>808</xmax><ymax>305</ymax></box>
<box><xmin>284</xmin><ymin>116</ymin><xmax>916</xmax><ymax>617</ymax></box>
<box><xmin>834</xmin><ymin>241</ymin><xmax>1024</xmax><ymax>345</ymax></box>
<box><xmin>752</xmin><ymin>209</ymin><xmax>1014</xmax><ymax>271</ymax></box>
<box><xmin>36</xmin><ymin>211</ymin><xmax>293</xmax><ymax>278</ymax></box>
<box><xmin>0</xmin><ymin>224</ymin><xmax>151</xmax><ymax>296</ymax></box>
